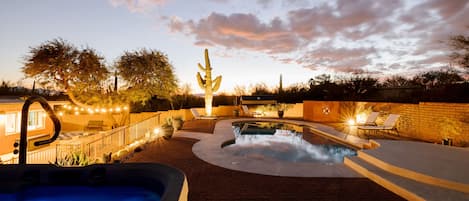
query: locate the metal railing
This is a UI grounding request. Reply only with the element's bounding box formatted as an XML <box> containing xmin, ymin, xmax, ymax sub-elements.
<box><xmin>58</xmin><ymin>113</ymin><xmax>162</xmax><ymax>162</ymax></box>
<box><xmin>2</xmin><ymin>148</ymin><xmax>57</xmax><ymax>164</ymax></box>
<box><xmin>2</xmin><ymin>113</ymin><xmax>161</xmax><ymax>164</ymax></box>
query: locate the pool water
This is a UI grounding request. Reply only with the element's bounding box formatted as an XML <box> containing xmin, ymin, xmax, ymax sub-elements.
<box><xmin>225</xmin><ymin>121</ymin><xmax>356</xmax><ymax>163</ymax></box>
<box><xmin>0</xmin><ymin>186</ymin><xmax>160</xmax><ymax>201</ymax></box>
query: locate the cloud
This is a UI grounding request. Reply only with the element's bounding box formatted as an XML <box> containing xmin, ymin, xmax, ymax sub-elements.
<box><xmin>184</xmin><ymin>12</ymin><xmax>301</xmax><ymax>53</ymax></box>
<box><xmin>297</xmin><ymin>47</ymin><xmax>376</xmax><ymax>73</ymax></box>
<box><xmin>165</xmin><ymin>0</ymin><xmax>467</xmax><ymax>77</ymax></box>
<box><xmin>257</xmin><ymin>0</ymin><xmax>273</xmax><ymax>8</ymax></box>
<box><xmin>109</xmin><ymin>0</ymin><xmax>166</xmax><ymax>13</ymax></box>
<box><xmin>288</xmin><ymin>0</ymin><xmax>401</xmax><ymax>40</ymax></box>
<box><xmin>399</xmin><ymin>0</ymin><xmax>469</xmax><ymax>56</ymax></box>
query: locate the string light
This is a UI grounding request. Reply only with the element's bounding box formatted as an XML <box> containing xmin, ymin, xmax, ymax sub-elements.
<box><xmin>59</xmin><ymin>104</ymin><xmax>129</xmax><ymax>116</ymax></box>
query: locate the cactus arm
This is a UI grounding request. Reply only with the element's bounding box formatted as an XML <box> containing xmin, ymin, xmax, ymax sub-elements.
<box><xmin>198</xmin><ymin>63</ymin><xmax>206</xmax><ymax>71</ymax></box>
<box><xmin>212</xmin><ymin>76</ymin><xmax>222</xmax><ymax>92</ymax></box>
<box><xmin>197</xmin><ymin>72</ymin><xmax>206</xmax><ymax>89</ymax></box>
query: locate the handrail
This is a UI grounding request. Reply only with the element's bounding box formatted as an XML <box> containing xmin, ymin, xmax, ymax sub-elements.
<box><xmin>19</xmin><ymin>96</ymin><xmax>61</xmax><ymax>164</ymax></box>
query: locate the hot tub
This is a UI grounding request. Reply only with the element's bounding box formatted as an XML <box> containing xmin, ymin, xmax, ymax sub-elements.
<box><xmin>0</xmin><ymin>163</ymin><xmax>187</xmax><ymax>201</ymax></box>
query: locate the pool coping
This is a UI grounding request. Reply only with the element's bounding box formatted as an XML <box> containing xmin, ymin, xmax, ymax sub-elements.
<box><xmin>175</xmin><ymin>118</ymin><xmax>368</xmax><ymax>178</ymax></box>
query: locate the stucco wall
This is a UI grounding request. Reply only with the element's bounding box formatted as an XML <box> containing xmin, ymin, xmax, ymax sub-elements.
<box><xmin>0</xmin><ymin>102</ymin><xmax>58</xmax><ymax>156</ymax></box>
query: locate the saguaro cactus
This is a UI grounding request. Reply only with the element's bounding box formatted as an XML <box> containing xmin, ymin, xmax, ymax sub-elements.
<box><xmin>197</xmin><ymin>49</ymin><xmax>222</xmax><ymax>116</ymax></box>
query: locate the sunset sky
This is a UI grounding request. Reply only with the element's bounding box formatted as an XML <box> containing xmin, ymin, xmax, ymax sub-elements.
<box><xmin>1</xmin><ymin>0</ymin><xmax>468</xmax><ymax>94</ymax></box>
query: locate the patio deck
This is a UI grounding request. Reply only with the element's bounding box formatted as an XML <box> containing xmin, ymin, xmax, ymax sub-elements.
<box><xmin>126</xmin><ymin>119</ymin><xmax>403</xmax><ymax>201</ymax></box>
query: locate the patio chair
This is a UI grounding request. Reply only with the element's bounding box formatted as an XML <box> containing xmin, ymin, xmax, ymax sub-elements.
<box><xmin>190</xmin><ymin>108</ymin><xmax>217</xmax><ymax>120</ymax></box>
<box><xmin>358</xmin><ymin>114</ymin><xmax>400</xmax><ymax>136</ymax></box>
<box><xmin>241</xmin><ymin>105</ymin><xmax>262</xmax><ymax>117</ymax></box>
<box><xmin>360</xmin><ymin>112</ymin><xmax>379</xmax><ymax>126</ymax></box>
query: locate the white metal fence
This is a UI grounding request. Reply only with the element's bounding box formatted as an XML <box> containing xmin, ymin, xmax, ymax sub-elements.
<box><xmin>2</xmin><ymin>113</ymin><xmax>161</xmax><ymax>164</ymax></box>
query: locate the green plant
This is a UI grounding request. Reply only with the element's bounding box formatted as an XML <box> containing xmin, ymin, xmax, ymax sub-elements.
<box><xmin>439</xmin><ymin>117</ymin><xmax>461</xmax><ymax>139</ymax></box>
<box><xmin>55</xmin><ymin>151</ymin><xmax>94</xmax><ymax>167</ymax></box>
<box><xmin>172</xmin><ymin>116</ymin><xmax>184</xmax><ymax>130</ymax></box>
<box><xmin>161</xmin><ymin>117</ymin><xmax>175</xmax><ymax>139</ymax></box>
<box><xmin>196</xmin><ymin>48</ymin><xmax>222</xmax><ymax>116</ymax></box>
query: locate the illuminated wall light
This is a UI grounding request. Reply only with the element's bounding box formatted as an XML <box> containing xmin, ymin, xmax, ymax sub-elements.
<box><xmin>95</xmin><ymin>108</ymin><xmax>100</xmax><ymax>112</ymax></box>
<box><xmin>115</xmin><ymin>107</ymin><xmax>121</xmax><ymax>112</ymax></box>
<box><xmin>101</xmin><ymin>108</ymin><xmax>107</xmax><ymax>113</ymax></box>
<box><xmin>58</xmin><ymin>112</ymin><xmax>64</xmax><ymax>116</ymax></box>
<box><xmin>74</xmin><ymin>107</ymin><xmax>78</xmax><ymax>111</ymax></box>
<box><xmin>80</xmin><ymin>108</ymin><xmax>84</xmax><ymax>111</ymax></box>
<box><xmin>109</xmin><ymin>108</ymin><xmax>113</xmax><ymax>112</ymax></box>
<box><xmin>74</xmin><ymin>111</ymin><xmax>79</xmax><ymax>115</ymax></box>
<box><xmin>123</xmin><ymin>106</ymin><xmax>129</xmax><ymax>111</ymax></box>
<box><xmin>347</xmin><ymin>119</ymin><xmax>356</xmax><ymax>126</ymax></box>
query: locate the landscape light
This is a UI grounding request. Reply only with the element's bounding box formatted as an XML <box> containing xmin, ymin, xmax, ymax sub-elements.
<box><xmin>153</xmin><ymin>128</ymin><xmax>161</xmax><ymax>136</ymax></box>
<box><xmin>347</xmin><ymin>119</ymin><xmax>355</xmax><ymax>126</ymax></box>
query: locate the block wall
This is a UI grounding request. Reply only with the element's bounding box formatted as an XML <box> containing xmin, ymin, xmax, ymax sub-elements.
<box><xmin>304</xmin><ymin>101</ymin><xmax>469</xmax><ymax>146</ymax></box>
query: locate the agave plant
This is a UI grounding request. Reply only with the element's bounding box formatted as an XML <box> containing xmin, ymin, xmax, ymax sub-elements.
<box><xmin>54</xmin><ymin>151</ymin><xmax>94</xmax><ymax>167</ymax></box>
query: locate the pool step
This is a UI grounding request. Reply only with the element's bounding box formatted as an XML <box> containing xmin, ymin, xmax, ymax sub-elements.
<box><xmin>344</xmin><ymin>155</ymin><xmax>469</xmax><ymax>201</ymax></box>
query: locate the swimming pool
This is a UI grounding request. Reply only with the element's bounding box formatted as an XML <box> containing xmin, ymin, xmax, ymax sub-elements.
<box><xmin>190</xmin><ymin>118</ymin><xmax>363</xmax><ymax>177</ymax></box>
<box><xmin>0</xmin><ymin>163</ymin><xmax>187</xmax><ymax>201</ymax></box>
<box><xmin>224</xmin><ymin>121</ymin><xmax>357</xmax><ymax>164</ymax></box>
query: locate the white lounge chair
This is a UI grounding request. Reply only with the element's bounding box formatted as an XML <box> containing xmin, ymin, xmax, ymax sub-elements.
<box><xmin>190</xmin><ymin>108</ymin><xmax>217</xmax><ymax>120</ymax></box>
<box><xmin>358</xmin><ymin>114</ymin><xmax>400</xmax><ymax>136</ymax></box>
<box><xmin>241</xmin><ymin>105</ymin><xmax>262</xmax><ymax>117</ymax></box>
<box><xmin>360</xmin><ymin>112</ymin><xmax>379</xmax><ymax>126</ymax></box>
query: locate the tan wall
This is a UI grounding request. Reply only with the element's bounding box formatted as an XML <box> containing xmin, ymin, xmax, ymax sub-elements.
<box><xmin>0</xmin><ymin>102</ymin><xmax>63</xmax><ymax>155</ymax></box>
<box><xmin>304</xmin><ymin>100</ymin><xmax>469</xmax><ymax>146</ymax></box>
<box><xmin>303</xmin><ymin>101</ymin><xmax>341</xmax><ymax>122</ymax></box>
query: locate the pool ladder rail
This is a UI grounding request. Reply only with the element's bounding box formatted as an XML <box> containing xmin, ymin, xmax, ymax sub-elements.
<box><xmin>13</xmin><ymin>96</ymin><xmax>61</xmax><ymax>165</ymax></box>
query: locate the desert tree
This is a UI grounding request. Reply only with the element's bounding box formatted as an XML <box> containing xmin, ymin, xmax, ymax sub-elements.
<box><xmin>382</xmin><ymin>75</ymin><xmax>414</xmax><ymax>88</ymax></box>
<box><xmin>23</xmin><ymin>39</ymin><xmax>178</xmax><ymax>126</ymax></box>
<box><xmin>23</xmin><ymin>38</ymin><xmax>109</xmax><ymax>107</ymax></box>
<box><xmin>449</xmin><ymin>34</ymin><xmax>469</xmax><ymax>70</ymax></box>
<box><xmin>115</xmin><ymin>48</ymin><xmax>178</xmax><ymax>104</ymax></box>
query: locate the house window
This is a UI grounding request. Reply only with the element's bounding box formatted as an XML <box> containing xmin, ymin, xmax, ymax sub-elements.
<box><xmin>5</xmin><ymin>112</ymin><xmax>19</xmax><ymax>134</ymax></box>
<box><xmin>27</xmin><ymin>110</ymin><xmax>45</xmax><ymax>130</ymax></box>
<box><xmin>4</xmin><ymin>111</ymin><xmax>45</xmax><ymax>134</ymax></box>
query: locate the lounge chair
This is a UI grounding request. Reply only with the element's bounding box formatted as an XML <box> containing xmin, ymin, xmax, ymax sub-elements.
<box><xmin>241</xmin><ymin>105</ymin><xmax>262</xmax><ymax>117</ymax></box>
<box><xmin>360</xmin><ymin>112</ymin><xmax>379</xmax><ymax>126</ymax></box>
<box><xmin>358</xmin><ymin>114</ymin><xmax>400</xmax><ymax>136</ymax></box>
<box><xmin>190</xmin><ymin>108</ymin><xmax>217</xmax><ymax>120</ymax></box>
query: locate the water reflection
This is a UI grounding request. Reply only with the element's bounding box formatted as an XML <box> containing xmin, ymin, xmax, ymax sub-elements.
<box><xmin>225</xmin><ymin>124</ymin><xmax>356</xmax><ymax>163</ymax></box>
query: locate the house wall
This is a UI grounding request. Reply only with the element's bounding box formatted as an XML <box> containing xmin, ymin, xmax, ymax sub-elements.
<box><xmin>0</xmin><ymin>102</ymin><xmax>60</xmax><ymax>156</ymax></box>
<box><xmin>303</xmin><ymin>100</ymin><xmax>469</xmax><ymax>146</ymax></box>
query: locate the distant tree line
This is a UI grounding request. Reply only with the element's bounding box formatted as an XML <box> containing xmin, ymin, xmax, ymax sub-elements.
<box><xmin>263</xmin><ymin>70</ymin><xmax>468</xmax><ymax>103</ymax></box>
<box><xmin>0</xmin><ymin>80</ymin><xmax>68</xmax><ymax>100</ymax></box>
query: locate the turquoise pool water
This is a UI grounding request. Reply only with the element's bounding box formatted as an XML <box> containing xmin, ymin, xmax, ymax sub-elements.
<box><xmin>0</xmin><ymin>186</ymin><xmax>160</xmax><ymax>201</ymax></box>
<box><xmin>225</xmin><ymin>121</ymin><xmax>357</xmax><ymax>163</ymax></box>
